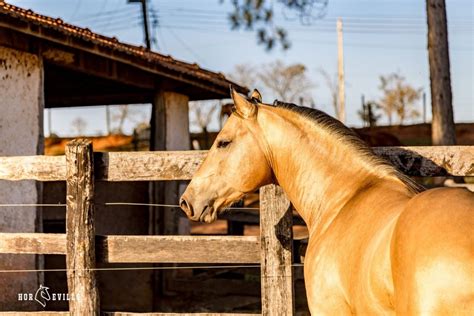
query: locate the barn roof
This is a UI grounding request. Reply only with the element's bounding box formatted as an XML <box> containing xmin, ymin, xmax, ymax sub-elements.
<box><xmin>0</xmin><ymin>1</ymin><xmax>248</xmax><ymax>104</ymax></box>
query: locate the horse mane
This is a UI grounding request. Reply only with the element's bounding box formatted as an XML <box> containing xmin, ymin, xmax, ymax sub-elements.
<box><xmin>271</xmin><ymin>100</ymin><xmax>422</xmax><ymax>193</ymax></box>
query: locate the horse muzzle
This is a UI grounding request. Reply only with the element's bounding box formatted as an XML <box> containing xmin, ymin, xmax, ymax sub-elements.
<box><xmin>179</xmin><ymin>195</ymin><xmax>216</xmax><ymax>223</ymax></box>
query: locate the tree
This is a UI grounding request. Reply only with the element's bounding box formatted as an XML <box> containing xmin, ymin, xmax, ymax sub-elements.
<box><xmin>426</xmin><ymin>0</ymin><xmax>456</xmax><ymax>145</ymax></box>
<box><xmin>259</xmin><ymin>60</ymin><xmax>315</xmax><ymax>105</ymax></box>
<box><xmin>357</xmin><ymin>101</ymin><xmax>382</xmax><ymax>127</ymax></box>
<box><xmin>110</xmin><ymin>104</ymin><xmax>146</xmax><ymax>134</ymax></box>
<box><xmin>228</xmin><ymin>64</ymin><xmax>259</xmax><ymax>89</ymax></box>
<box><xmin>224</xmin><ymin>0</ymin><xmax>328</xmax><ymax>50</ymax></box>
<box><xmin>189</xmin><ymin>101</ymin><xmax>219</xmax><ymax>132</ymax></box>
<box><xmin>71</xmin><ymin>117</ymin><xmax>87</xmax><ymax>136</ymax></box>
<box><xmin>318</xmin><ymin>69</ymin><xmax>338</xmax><ymax>118</ymax></box>
<box><xmin>377</xmin><ymin>73</ymin><xmax>422</xmax><ymax>125</ymax></box>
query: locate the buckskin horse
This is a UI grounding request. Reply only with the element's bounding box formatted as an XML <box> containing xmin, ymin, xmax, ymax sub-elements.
<box><xmin>180</xmin><ymin>88</ymin><xmax>474</xmax><ymax>315</ymax></box>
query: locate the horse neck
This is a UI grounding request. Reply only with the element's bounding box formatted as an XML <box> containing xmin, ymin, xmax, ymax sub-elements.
<box><xmin>259</xmin><ymin>107</ymin><xmax>410</xmax><ymax>237</ymax></box>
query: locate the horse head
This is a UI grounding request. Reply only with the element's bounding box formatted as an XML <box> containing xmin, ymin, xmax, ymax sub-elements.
<box><xmin>180</xmin><ymin>88</ymin><xmax>273</xmax><ymax>223</ymax></box>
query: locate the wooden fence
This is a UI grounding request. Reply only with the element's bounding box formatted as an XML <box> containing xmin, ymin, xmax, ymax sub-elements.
<box><xmin>0</xmin><ymin>139</ymin><xmax>473</xmax><ymax>316</ymax></box>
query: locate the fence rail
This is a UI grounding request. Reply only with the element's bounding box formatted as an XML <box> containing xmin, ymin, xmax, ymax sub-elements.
<box><xmin>0</xmin><ymin>146</ymin><xmax>473</xmax><ymax>182</ymax></box>
<box><xmin>0</xmin><ymin>141</ymin><xmax>473</xmax><ymax>315</ymax></box>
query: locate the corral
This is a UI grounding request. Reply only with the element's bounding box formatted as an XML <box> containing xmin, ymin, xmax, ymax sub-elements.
<box><xmin>0</xmin><ymin>139</ymin><xmax>472</xmax><ymax>315</ymax></box>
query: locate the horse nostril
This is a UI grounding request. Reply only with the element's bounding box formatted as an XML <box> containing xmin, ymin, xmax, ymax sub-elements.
<box><xmin>180</xmin><ymin>198</ymin><xmax>194</xmax><ymax>218</ymax></box>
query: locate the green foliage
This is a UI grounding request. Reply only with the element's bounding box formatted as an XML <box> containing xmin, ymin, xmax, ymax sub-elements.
<box><xmin>223</xmin><ymin>0</ymin><xmax>328</xmax><ymax>50</ymax></box>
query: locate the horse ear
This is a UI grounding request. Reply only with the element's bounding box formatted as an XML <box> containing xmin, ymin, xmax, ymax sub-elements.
<box><xmin>230</xmin><ymin>86</ymin><xmax>257</xmax><ymax>119</ymax></box>
<box><xmin>250</xmin><ymin>89</ymin><xmax>262</xmax><ymax>103</ymax></box>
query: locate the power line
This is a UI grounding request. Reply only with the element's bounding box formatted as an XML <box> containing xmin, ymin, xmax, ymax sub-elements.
<box><xmin>158</xmin><ymin>23</ymin><xmax>472</xmax><ymax>35</ymax></box>
<box><xmin>75</xmin><ymin>9</ymin><xmax>141</xmax><ymax>24</ymax></box>
<box><xmin>69</xmin><ymin>0</ymin><xmax>82</xmax><ymax>20</ymax></box>
<box><xmin>167</xmin><ymin>28</ymin><xmax>208</xmax><ymax>66</ymax></box>
<box><xmin>90</xmin><ymin>15</ymin><xmax>142</xmax><ymax>30</ymax></box>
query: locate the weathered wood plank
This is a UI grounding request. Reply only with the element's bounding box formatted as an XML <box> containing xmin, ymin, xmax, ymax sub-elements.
<box><xmin>65</xmin><ymin>139</ymin><xmax>100</xmax><ymax>315</ymax></box>
<box><xmin>0</xmin><ymin>233</ymin><xmax>259</xmax><ymax>264</ymax></box>
<box><xmin>0</xmin><ymin>313</ymin><xmax>259</xmax><ymax>316</ymax></box>
<box><xmin>0</xmin><ymin>313</ymin><xmax>69</xmax><ymax>315</ymax></box>
<box><xmin>373</xmin><ymin>146</ymin><xmax>474</xmax><ymax>176</ymax></box>
<box><xmin>94</xmin><ymin>151</ymin><xmax>208</xmax><ymax>181</ymax></box>
<box><xmin>0</xmin><ymin>155</ymin><xmax>66</xmax><ymax>181</ymax></box>
<box><xmin>97</xmin><ymin>235</ymin><xmax>260</xmax><ymax>264</ymax></box>
<box><xmin>0</xmin><ymin>233</ymin><xmax>65</xmax><ymax>254</ymax></box>
<box><xmin>1</xmin><ymin>146</ymin><xmax>473</xmax><ymax>182</ymax></box>
<box><xmin>259</xmin><ymin>185</ymin><xmax>294</xmax><ymax>316</ymax></box>
<box><xmin>103</xmin><ymin>313</ymin><xmax>260</xmax><ymax>316</ymax></box>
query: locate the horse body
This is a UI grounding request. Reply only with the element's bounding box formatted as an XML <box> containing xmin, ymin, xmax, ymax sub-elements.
<box><xmin>304</xmin><ymin>184</ymin><xmax>405</xmax><ymax>315</ymax></box>
<box><xmin>180</xmin><ymin>89</ymin><xmax>474</xmax><ymax>314</ymax></box>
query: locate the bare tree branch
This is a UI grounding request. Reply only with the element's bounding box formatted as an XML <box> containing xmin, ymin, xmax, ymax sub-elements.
<box><xmin>259</xmin><ymin>60</ymin><xmax>315</xmax><ymax>105</ymax></box>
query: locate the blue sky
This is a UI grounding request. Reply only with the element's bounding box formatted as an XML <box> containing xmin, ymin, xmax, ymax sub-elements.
<box><xmin>8</xmin><ymin>0</ymin><xmax>473</xmax><ymax>136</ymax></box>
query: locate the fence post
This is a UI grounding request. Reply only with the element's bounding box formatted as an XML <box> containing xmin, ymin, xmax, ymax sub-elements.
<box><xmin>66</xmin><ymin>139</ymin><xmax>100</xmax><ymax>315</ymax></box>
<box><xmin>260</xmin><ymin>184</ymin><xmax>294</xmax><ymax>316</ymax></box>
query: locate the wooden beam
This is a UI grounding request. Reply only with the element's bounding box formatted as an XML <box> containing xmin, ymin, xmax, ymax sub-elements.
<box><xmin>1</xmin><ymin>147</ymin><xmax>473</xmax><ymax>182</ymax></box>
<box><xmin>47</xmin><ymin>92</ymin><xmax>153</xmax><ymax>108</ymax></box>
<box><xmin>0</xmin><ymin>233</ymin><xmax>65</xmax><ymax>254</ymax></box>
<box><xmin>0</xmin><ymin>233</ymin><xmax>259</xmax><ymax>264</ymax></box>
<box><xmin>0</xmin><ymin>313</ymin><xmax>259</xmax><ymax>316</ymax></box>
<box><xmin>97</xmin><ymin>235</ymin><xmax>260</xmax><ymax>264</ymax></box>
<box><xmin>103</xmin><ymin>313</ymin><xmax>260</xmax><ymax>316</ymax></box>
<box><xmin>0</xmin><ymin>234</ymin><xmax>260</xmax><ymax>263</ymax></box>
<box><xmin>94</xmin><ymin>151</ymin><xmax>208</xmax><ymax>181</ymax></box>
<box><xmin>259</xmin><ymin>185</ymin><xmax>294</xmax><ymax>316</ymax></box>
<box><xmin>65</xmin><ymin>139</ymin><xmax>100</xmax><ymax>315</ymax></box>
<box><xmin>373</xmin><ymin>146</ymin><xmax>474</xmax><ymax>176</ymax></box>
<box><xmin>0</xmin><ymin>313</ymin><xmax>69</xmax><ymax>316</ymax></box>
<box><xmin>0</xmin><ymin>155</ymin><xmax>66</xmax><ymax>181</ymax></box>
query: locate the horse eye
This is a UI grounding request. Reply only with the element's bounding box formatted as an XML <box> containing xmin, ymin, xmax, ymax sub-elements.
<box><xmin>217</xmin><ymin>140</ymin><xmax>232</xmax><ymax>148</ymax></box>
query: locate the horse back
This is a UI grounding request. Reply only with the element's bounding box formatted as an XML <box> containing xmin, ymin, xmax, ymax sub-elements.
<box><xmin>391</xmin><ymin>187</ymin><xmax>474</xmax><ymax>315</ymax></box>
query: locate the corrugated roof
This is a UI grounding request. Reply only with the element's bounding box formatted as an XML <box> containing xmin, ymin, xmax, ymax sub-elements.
<box><xmin>0</xmin><ymin>1</ymin><xmax>248</xmax><ymax>96</ymax></box>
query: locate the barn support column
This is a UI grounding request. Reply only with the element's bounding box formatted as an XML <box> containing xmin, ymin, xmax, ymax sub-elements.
<box><xmin>149</xmin><ymin>90</ymin><xmax>191</xmax><ymax>303</ymax></box>
<box><xmin>0</xmin><ymin>46</ymin><xmax>44</xmax><ymax>309</ymax></box>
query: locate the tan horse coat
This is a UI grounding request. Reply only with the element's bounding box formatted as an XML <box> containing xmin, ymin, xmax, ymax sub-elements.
<box><xmin>180</xmin><ymin>89</ymin><xmax>474</xmax><ymax>315</ymax></box>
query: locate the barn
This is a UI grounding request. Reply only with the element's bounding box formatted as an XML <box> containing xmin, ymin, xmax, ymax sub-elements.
<box><xmin>0</xmin><ymin>2</ymin><xmax>246</xmax><ymax>310</ymax></box>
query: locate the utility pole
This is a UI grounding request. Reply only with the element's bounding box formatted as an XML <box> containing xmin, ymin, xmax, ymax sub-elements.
<box><xmin>105</xmin><ymin>105</ymin><xmax>111</xmax><ymax>135</ymax></box>
<box><xmin>337</xmin><ymin>18</ymin><xmax>346</xmax><ymax>124</ymax></box>
<box><xmin>426</xmin><ymin>0</ymin><xmax>455</xmax><ymax>145</ymax></box>
<box><xmin>128</xmin><ymin>0</ymin><xmax>151</xmax><ymax>50</ymax></box>
<box><xmin>48</xmin><ymin>108</ymin><xmax>52</xmax><ymax>136</ymax></box>
<box><xmin>422</xmin><ymin>91</ymin><xmax>427</xmax><ymax>123</ymax></box>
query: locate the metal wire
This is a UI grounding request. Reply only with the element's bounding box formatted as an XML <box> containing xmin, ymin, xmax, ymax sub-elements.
<box><xmin>0</xmin><ymin>263</ymin><xmax>304</xmax><ymax>273</ymax></box>
<box><xmin>0</xmin><ymin>203</ymin><xmax>66</xmax><ymax>207</ymax></box>
<box><xmin>0</xmin><ymin>202</ymin><xmax>259</xmax><ymax>210</ymax></box>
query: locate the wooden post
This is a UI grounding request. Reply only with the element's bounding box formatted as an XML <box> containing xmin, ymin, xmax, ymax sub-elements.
<box><xmin>337</xmin><ymin>17</ymin><xmax>346</xmax><ymax>124</ymax></box>
<box><xmin>426</xmin><ymin>0</ymin><xmax>456</xmax><ymax>145</ymax></box>
<box><xmin>66</xmin><ymin>139</ymin><xmax>100</xmax><ymax>315</ymax></box>
<box><xmin>260</xmin><ymin>185</ymin><xmax>294</xmax><ymax>316</ymax></box>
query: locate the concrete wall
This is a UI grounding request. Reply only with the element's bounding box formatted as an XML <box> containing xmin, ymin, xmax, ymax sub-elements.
<box><xmin>0</xmin><ymin>46</ymin><xmax>44</xmax><ymax>309</ymax></box>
